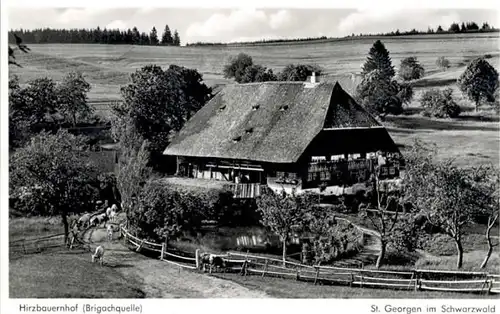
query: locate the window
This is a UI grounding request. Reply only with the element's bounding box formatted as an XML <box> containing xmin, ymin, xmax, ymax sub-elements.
<box><xmin>312</xmin><ymin>156</ymin><xmax>326</xmax><ymax>162</ymax></box>
<box><xmin>348</xmin><ymin>153</ymin><xmax>361</xmax><ymax>160</ymax></box>
<box><xmin>330</xmin><ymin>155</ymin><xmax>344</xmax><ymax>161</ymax></box>
<box><xmin>232</xmin><ymin>136</ymin><xmax>241</xmax><ymax>143</ymax></box>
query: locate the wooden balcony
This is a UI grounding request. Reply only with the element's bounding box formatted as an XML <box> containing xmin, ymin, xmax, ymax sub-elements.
<box><xmin>224</xmin><ymin>183</ymin><xmax>262</xmax><ymax>199</ymax></box>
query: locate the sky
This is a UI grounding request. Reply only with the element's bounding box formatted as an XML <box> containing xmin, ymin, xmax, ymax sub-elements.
<box><xmin>7</xmin><ymin>7</ymin><xmax>500</xmax><ymax>44</ymax></box>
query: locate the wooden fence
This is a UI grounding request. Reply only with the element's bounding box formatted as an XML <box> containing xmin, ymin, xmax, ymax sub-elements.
<box><xmin>119</xmin><ymin>226</ymin><xmax>500</xmax><ymax>294</ymax></box>
<box><xmin>10</xmin><ymin>233</ymin><xmax>66</xmax><ymax>255</ymax></box>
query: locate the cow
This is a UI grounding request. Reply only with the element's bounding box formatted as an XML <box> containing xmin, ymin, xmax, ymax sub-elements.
<box><xmin>90</xmin><ymin>213</ymin><xmax>108</xmax><ymax>227</ymax></box>
<box><xmin>91</xmin><ymin>245</ymin><xmax>105</xmax><ymax>266</ymax></box>
<box><xmin>200</xmin><ymin>253</ymin><xmax>226</xmax><ymax>273</ymax></box>
<box><xmin>106</xmin><ymin>224</ymin><xmax>113</xmax><ymax>241</ymax></box>
<box><xmin>78</xmin><ymin>213</ymin><xmax>92</xmax><ymax>229</ymax></box>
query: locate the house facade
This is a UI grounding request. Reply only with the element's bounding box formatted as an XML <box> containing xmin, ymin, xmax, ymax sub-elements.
<box><xmin>163</xmin><ymin>78</ymin><xmax>403</xmax><ymax>198</ymax></box>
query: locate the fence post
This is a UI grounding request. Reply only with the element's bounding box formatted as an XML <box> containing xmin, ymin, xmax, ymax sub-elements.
<box><xmin>161</xmin><ymin>243</ymin><xmax>166</xmax><ymax>261</ymax></box>
<box><xmin>262</xmin><ymin>259</ymin><xmax>268</xmax><ymax>278</ymax></box>
<box><xmin>136</xmin><ymin>240</ymin><xmax>144</xmax><ymax>252</ymax></box>
<box><xmin>314</xmin><ymin>267</ymin><xmax>319</xmax><ymax>285</ymax></box>
<box><xmin>413</xmin><ymin>271</ymin><xmax>418</xmax><ymax>292</ymax></box>
<box><xmin>22</xmin><ymin>241</ymin><xmax>26</xmax><ymax>254</ymax></box>
<box><xmin>350</xmin><ymin>273</ymin><xmax>354</xmax><ymax>287</ymax></box>
<box><xmin>296</xmin><ymin>269</ymin><xmax>300</xmax><ymax>281</ymax></box>
<box><xmin>360</xmin><ymin>275</ymin><xmax>363</xmax><ymax>288</ymax></box>
<box><xmin>195</xmin><ymin>249</ymin><xmax>200</xmax><ymax>270</ymax></box>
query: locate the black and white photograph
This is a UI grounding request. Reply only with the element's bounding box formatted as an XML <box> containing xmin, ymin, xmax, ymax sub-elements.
<box><xmin>2</xmin><ymin>0</ymin><xmax>500</xmax><ymax>308</ymax></box>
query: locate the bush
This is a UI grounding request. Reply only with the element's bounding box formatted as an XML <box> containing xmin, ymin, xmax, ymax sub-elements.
<box><xmin>420</xmin><ymin>88</ymin><xmax>461</xmax><ymax>118</ymax></box>
<box><xmin>399</xmin><ymin>57</ymin><xmax>425</xmax><ymax>81</ymax></box>
<box><xmin>223</xmin><ymin>53</ymin><xmax>254</xmax><ymax>83</ymax></box>
<box><xmin>278</xmin><ymin>64</ymin><xmax>323</xmax><ymax>81</ymax></box>
<box><xmin>436</xmin><ymin>56</ymin><xmax>450</xmax><ymax>70</ymax></box>
<box><xmin>310</xmin><ymin>219</ymin><xmax>364</xmax><ymax>265</ymax></box>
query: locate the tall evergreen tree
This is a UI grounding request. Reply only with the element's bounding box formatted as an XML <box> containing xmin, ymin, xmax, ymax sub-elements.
<box><xmin>161</xmin><ymin>25</ymin><xmax>173</xmax><ymax>45</ymax></box>
<box><xmin>131</xmin><ymin>27</ymin><xmax>141</xmax><ymax>45</ymax></box>
<box><xmin>460</xmin><ymin>22</ymin><xmax>467</xmax><ymax>32</ymax></box>
<box><xmin>361</xmin><ymin>40</ymin><xmax>395</xmax><ymax>79</ymax></box>
<box><xmin>150</xmin><ymin>27</ymin><xmax>159</xmax><ymax>45</ymax></box>
<box><xmin>173</xmin><ymin>30</ymin><xmax>181</xmax><ymax>46</ymax></box>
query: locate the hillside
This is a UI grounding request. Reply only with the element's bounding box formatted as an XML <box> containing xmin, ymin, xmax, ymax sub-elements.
<box><xmin>8</xmin><ymin>33</ymin><xmax>500</xmax><ymax>167</ymax></box>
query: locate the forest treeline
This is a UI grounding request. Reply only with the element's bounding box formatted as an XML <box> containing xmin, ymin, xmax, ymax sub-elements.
<box><xmin>8</xmin><ymin>24</ymin><xmax>181</xmax><ymax>46</ymax></box>
<box><xmin>187</xmin><ymin>21</ymin><xmax>499</xmax><ymax>47</ymax></box>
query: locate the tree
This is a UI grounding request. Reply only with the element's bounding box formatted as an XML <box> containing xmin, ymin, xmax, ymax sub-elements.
<box><xmin>457</xmin><ymin>58</ymin><xmax>499</xmax><ymax>112</ymax></box>
<box><xmin>161</xmin><ymin>25</ymin><xmax>173</xmax><ymax>45</ymax></box>
<box><xmin>277</xmin><ymin>64</ymin><xmax>323</xmax><ymax>81</ymax></box>
<box><xmin>420</xmin><ymin>88</ymin><xmax>461</xmax><ymax>118</ymax></box>
<box><xmin>358</xmin><ymin>168</ymin><xmax>412</xmax><ymax>268</ymax></box>
<box><xmin>173</xmin><ymin>30</ymin><xmax>181</xmax><ymax>46</ymax></box>
<box><xmin>356</xmin><ymin>70</ymin><xmax>406</xmax><ymax>117</ymax></box>
<box><xmin>115</xmin><ymin>64</ymin><xmax>212</xmax><ymax>158</ymax></box>
<box><xmin>223</xmin><ymin>53</ymin><xmax>254</xmax><ymax>83</ymax></box>
<box><xmin>9</xmin><ymin>130</ymin><xmax>99</xmax><ymax>244</ymax></box>
<box><xmin>361</xmin><ymin>40</ymin><xmax>395</xmax><ymax>79</ymax></box>
<box><xmin>256</xmin><ymin>188</ymin><xmax>316</xmax><ymax>265</ymax></box>
<box><xmin>128</xmin><ymin>181</ymin><xmax>204</xmax><ymax>244</ymax></box>
<box><xmin>467</xmin><ymin>165</ymin><xmax>500</xmax><ymax>269</ymax></box>
<box><xmin>149</xmin><ymin>27</ymin><xmax>159</xmax><ymax>45</ymax></box>
<box><xmin>436</xmin><ymin>56</ymin><xmax>451</xmax><ymax>71</ymax></box>
<box><xmin>57</xmin><ymin>71</ymin><xmax>93</xmax><ymax>126</ymax></box>
<box><xmin>436</xmin><ymin>25</ymin><xmax>444</xmax><ymax>33</ymax></box>
<box><xmin>116</xmin><ymin>139</ymin><xmax>152</xmax><ymax>224</ymax></box>
<box><xmin>481</xmin><ymin>22</ymin><xmax>491</xmax><ymax>31</ymax></box>
<box><xmin>449</xmin><ymin>23</ymin><xmax>460</xmax><ymax>33</ymax></box>
<box><xmin>240</xmin><ymin>64</ymin><xmax>277</xmax><ymax>83</ymax></box>
<box><xmin>131</xmin><ymin>27</ymin><xmax>140</xmax><ymax>45</ymax></box>
<box><xmin>460</xmin><ymin>22</ymin><xmax>467</xmax><ymax>33</ymax></box>
<box><xmin>399</xmin><ymin>57</ymin><xmax>425</xmax><ymax>81</ymax></box>
<box><xmin>402</xmin><ymin>141</ymin><xmax>487</xmax><ymax>269</ymax></box>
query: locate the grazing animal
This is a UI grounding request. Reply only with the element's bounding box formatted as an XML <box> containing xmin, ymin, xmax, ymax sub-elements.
<box><xmin>106</xmin><ymin>207</ymin><xmax>113</xmax><ymax>217</ymax></box>
<box><xmin>200</xmin><ymin>253</ymin><xmax>226</xmax><ymax>273</ymax></box>
<box><xmin>78</xmin><ymin>213</ymin><xmax>92</xmax><ymax>229</ymax></box>
<box><xmin>106</xmin><ymin>225</ymin><xmax>113</xmax><ymax>241</ymax></box>
<box><xmin>111</xmin><ymin>204</ymin><xmax>118</xmax><ymax>212</ymax></box>
<box><xmin>90</xmin><ymin>213</ymin><xmax>108</xmax><ymax>227</ymax></box>
<box><xmin>109</xmin><ymin>210</ymin><xmax>117</xmax><ymax>222</ymax></box>
<box><xmin>91</xmin><ymin>246</ymin><xmax>105</xmax><ymax>266</ymax></box>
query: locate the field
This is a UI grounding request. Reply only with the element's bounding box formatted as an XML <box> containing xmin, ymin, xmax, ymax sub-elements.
<box><xmin>9</xmin><ymin>33</ymin><xmax>500</xmax><ymax>167</ymax></box>
<box><xmin>8</xmin><ymin>34</ymin><xmax>500</xmax><ymax>298</ymax></box>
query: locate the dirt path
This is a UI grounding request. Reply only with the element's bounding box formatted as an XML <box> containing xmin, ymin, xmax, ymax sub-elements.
<box><xmin>331</xmin><ymin>217</ymin><xmax>381</xmax><ymax>268</ymax></box>
<box><xmin>83</xmin><ymin>222</ymin><xmax>268</xmax><ymax>298</ymax></box>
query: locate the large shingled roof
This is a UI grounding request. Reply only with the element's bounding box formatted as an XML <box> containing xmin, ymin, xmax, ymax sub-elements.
<box><xmin>163</xmin><ymin>81</ymin><xmax>382</xmax><ymax>163</ymax></box>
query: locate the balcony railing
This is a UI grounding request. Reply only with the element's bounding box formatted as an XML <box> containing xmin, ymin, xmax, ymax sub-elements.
<box><xmin>224</xmin><ymin>183</ymin><xmax>262</xmax><ymax>199</ymax></box>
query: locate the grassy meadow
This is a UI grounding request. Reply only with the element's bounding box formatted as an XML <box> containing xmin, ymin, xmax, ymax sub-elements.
<box><xmin>9</xmin><ymin>33</ymin><xmax>500</xmax><ymax>167</ymax></box>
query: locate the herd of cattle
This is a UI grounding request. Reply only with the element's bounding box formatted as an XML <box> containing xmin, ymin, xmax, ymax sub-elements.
<box><xmin>81</xmin><ymin>203</ymin><xmax>227</xmax><ymax>272</ymax></box>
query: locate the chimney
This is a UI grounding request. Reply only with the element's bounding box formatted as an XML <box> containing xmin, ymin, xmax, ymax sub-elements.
<box><xmin>310</xmin><ymin>72</ymin><xmax>316</xmax><ymax>83</ymax></box>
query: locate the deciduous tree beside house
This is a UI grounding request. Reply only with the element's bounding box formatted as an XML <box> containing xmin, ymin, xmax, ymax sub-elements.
<box><xmin>9</xmin><ymin>130</ymin><xmax>99</xmax><ymax>245</ymax></box>
<box><xmin>256</xmin><ymin>187</ymin><xmax>317</xmax><ymax>265</ymax></box>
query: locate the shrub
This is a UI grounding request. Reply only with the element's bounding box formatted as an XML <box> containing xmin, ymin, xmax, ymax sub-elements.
<box><xmin>436</xmin><ymin>56</ymin><xmax>450</xmax><ymax>70</ymax></box>
<box><xmin>399</xmin><ymin>57</ymin><xmax>425</xmax><ymax>81</ymax></box>
<box><xmin>420</xmin><ymin>88</ymin><xmax>461</xmax><ymax>118</ymax></box>
<box><xmin>278</xmin><ymin>64</ymin><xmax>323</xmax><ymax>81</ymax></box>
<box><xmin>223</xmin><ymin>53</ymin><xmax>254</xmax><ymax>83</ymax></box>
<box><xmin>310</xmin><ymin>219</ymin><xmax>364</xmax><ymax>265</ymax></box>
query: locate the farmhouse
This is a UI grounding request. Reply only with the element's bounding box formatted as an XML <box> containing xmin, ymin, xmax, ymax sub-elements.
<box><xmin>163</xmin><ymin>75</ymin><xmax>403</xmax><ymax>198</ymax></box>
